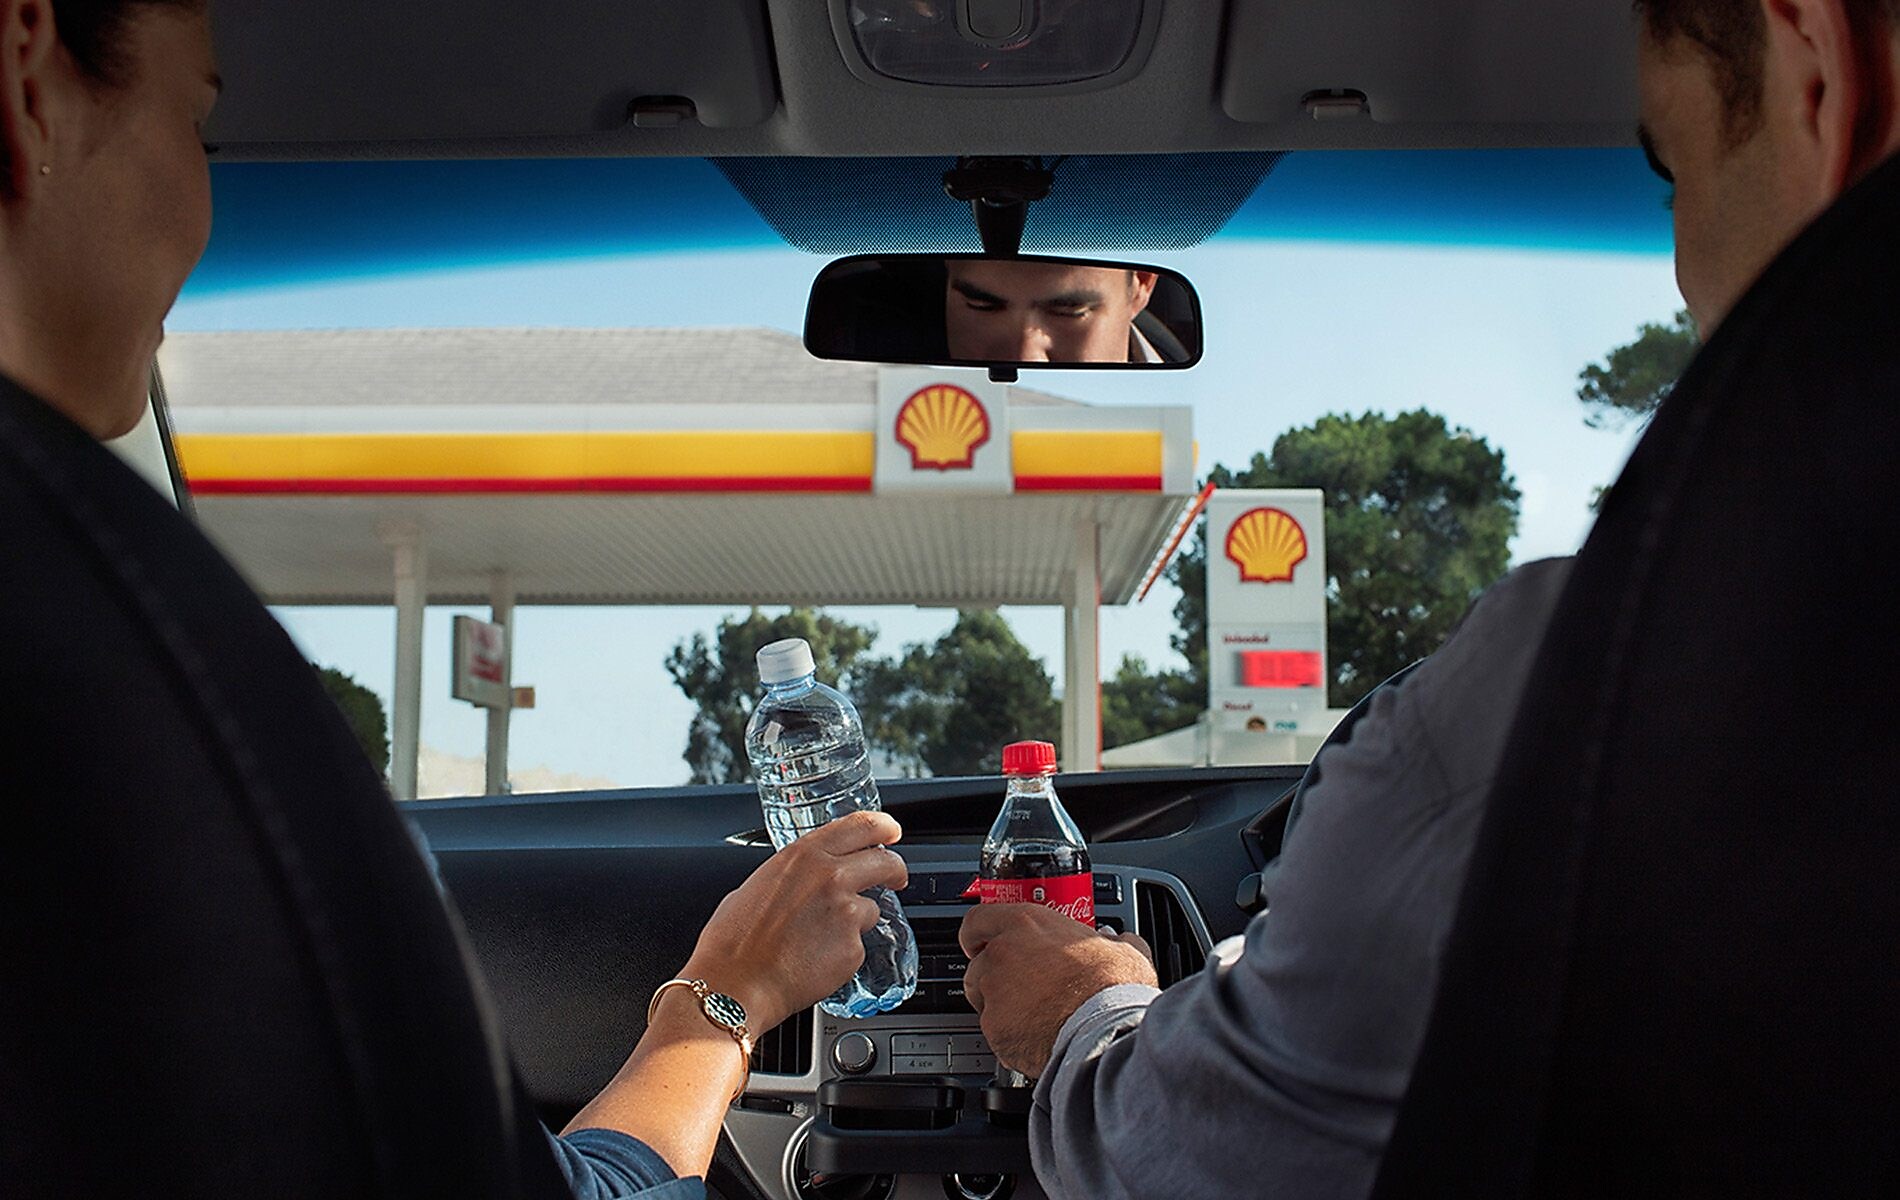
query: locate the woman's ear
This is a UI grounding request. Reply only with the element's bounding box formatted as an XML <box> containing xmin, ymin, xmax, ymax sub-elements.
<box><xmin>0</xmin><ymin>0</ymin><xmax>60</xmax><ymax>200</ymax></box>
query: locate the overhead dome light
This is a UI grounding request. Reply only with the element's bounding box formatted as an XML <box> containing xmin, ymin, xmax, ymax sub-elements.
<box><xmin>843</xmin><ymin>0</ymin><xmax>1147</xmax><ymax>88</ymax></box>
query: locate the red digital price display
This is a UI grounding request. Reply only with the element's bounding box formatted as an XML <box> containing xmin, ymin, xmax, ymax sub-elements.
<box><xmin>1238</xmin><ymin>650</ymin><xmax>1323</xmax><ymax>689</ymax></box>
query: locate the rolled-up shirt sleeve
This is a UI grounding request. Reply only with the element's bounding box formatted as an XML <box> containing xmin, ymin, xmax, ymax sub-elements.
<box><xmin>1031</xmin><ymin>984</ymin><xmax>1161</xmax><ymax>1196</ymax></box>
<box><xmin>547</xmin><ymin>1128</ymin><xmax>706</xmax><ymax>1200</ymax></box>
<box><xmin>1029</xmin><ymin>896</ymin><xmax>1410</xmax><ymax>1200</ymax></box>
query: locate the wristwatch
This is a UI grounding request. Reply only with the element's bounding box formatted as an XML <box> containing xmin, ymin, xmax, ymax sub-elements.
<box><xmin>649</xmin><ymin>978</ymin><xmax>754</xmax><ymax>1102</ymax></box>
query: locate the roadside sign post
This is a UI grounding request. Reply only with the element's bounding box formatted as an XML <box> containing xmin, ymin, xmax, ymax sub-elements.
<box><xmin>452</xmin><ymin>608</ymin><xmax>526</xmax><ymax>795</ymax></box>
<box><xmin>451</xmin><ymin>614</ymin><xmax>511</xmax><ymax>710</ymax></box>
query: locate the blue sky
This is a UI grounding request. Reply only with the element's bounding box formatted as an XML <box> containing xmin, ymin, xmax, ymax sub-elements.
<box><xmin>166</xmin><ymin>153</ymin><xmax>1683</xmax><ymax>790</ymax></box>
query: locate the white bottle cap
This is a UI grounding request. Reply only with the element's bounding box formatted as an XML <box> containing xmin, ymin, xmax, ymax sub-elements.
<box><xmin>756</xmin><ymin>637</ymin><xmax>817</xmax><ymax>685</ymax></box>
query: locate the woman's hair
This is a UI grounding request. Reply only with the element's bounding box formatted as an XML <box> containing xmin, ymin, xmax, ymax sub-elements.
<box><xmin>1636</xmin><ymin>0</ymin><xmax>1899</xmax><ymax>144</ymax></box>
<box><xmin>50</xmin><ymin>0</ymin><xmax>200</xmax><ymax>84</ymax></box>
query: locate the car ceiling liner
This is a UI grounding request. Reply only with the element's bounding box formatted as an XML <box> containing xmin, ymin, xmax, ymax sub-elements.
<box><xmin>837</xmin><ymin>0</ymin><xmax>1157</xmax><ymax>91</ymax></box>
<box><xmin>713</xmin><ymin>152</ymin><xmax>1284</xmax><ymax>255</ymax></box>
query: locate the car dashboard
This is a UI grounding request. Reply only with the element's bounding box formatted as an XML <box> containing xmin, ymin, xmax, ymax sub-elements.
<box><xmin>729</xmin><ymin>863</ymin><xmax>1212</xmax><ymax>1200</ymax></box>
<box><xmin>411</xmin><ymin>766</ymin><xmax>1296</xmax><ymax>1200</ymax></box>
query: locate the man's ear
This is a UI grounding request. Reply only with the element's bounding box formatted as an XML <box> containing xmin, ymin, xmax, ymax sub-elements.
<box><xmin>1129</xmin><ymin>270</ymin><xmax>1158</xmax><ymax>314</ymax></box>
<box><xmin>1759</xmin><ymin>0</ymin><xmax>1893</xmax><ymax>197</ymax></box>
<box><xmin>0</xmin><ymin>0</ymin><xmax>59</xmax><ymax>199</ymax></box>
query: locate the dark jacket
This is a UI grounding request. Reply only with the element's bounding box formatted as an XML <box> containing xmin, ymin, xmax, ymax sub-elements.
<box><xmin>0</xmin><ymin>377</ymin><xmax>570</xmax><ymax>1197</ymax></box>
<box><xmin>1374</xmin><ymin>152</ymin><xmax>1900</xmax><ymax>1195</ymax></box>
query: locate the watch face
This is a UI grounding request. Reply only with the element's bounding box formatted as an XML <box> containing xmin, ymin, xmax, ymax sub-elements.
<box><xmin>703</xmin><ymin>991</ymin><xmax>747</xmax><ymax>1032</ymax></box>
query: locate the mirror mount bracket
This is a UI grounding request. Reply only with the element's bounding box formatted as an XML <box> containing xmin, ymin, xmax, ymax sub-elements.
<box><xmin>943</xmin><ymin>157</ymin><xmax>1055</xmax><ymax>256</ymax></box>
<box><xmin>944</xmin><ymin>158</ymin><xmax>1053</xmax><ymax>375</ymax></box>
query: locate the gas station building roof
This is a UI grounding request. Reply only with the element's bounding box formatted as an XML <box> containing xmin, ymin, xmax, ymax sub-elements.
<box><xmin>155</xmin><ymin>327</ymin><xmax>1199</xmax><ymax>789</ymax></box>
<box><xmin>160</xmin><ymin>328</ymin><xmax>1196</xmax><ymax>608</ymax></box>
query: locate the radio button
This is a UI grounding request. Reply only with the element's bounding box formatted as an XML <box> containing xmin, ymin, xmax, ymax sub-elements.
<box><xmin>831</xmin><ymin>1032</ymin><xmax>877</xmax><ymax>1075</ymax></box>
<box><xmin>948</xmin><ymin>1034</ymin><xmax>991</xmax><ymax>1056</ymax></box>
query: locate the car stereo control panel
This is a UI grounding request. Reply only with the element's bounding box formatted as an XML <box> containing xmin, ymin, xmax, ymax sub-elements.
<box><xmin>723</xmin><ymin>864</ymin><xmax>1213</xmax><ymax>1200</ymax></box>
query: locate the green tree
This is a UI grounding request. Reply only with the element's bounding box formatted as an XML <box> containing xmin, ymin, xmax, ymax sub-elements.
<box><xmin>1098</xmin><ymin>525</ymin><xmax>1215</xmax><ymax>751</ymax></box>
<box><xmin>1108</xmin><ymin>409</ymin><xmax>1519</xmax><ymax>735</ymax></box>
<box><xmin>1578</xmin><ymin>310</ymin><xmax>1699</xmax><ymax>512</ymax></box>
<box><xmin>665</xmin><ymin>608</ymin><xmax>877</xmax><ymax>784</ymax></box>
<box><xmin>1101</xmin><ymin>654</ymin><xmax>1201</xmax><ymax>751</ymax></box>
<box><xmin>855</xmin><ymin>610</ymin><xmax>1060</xmax><ymax>777</ymax></box>
<box><xmin>1576</xmin><ymin>309</ymin><xmax>1698</xmax><ymax>429</ymax></box>
<box><xmin>315</xmin><ymin>665</ymin><xmax>389</xmax><ymax>775</ymax></box>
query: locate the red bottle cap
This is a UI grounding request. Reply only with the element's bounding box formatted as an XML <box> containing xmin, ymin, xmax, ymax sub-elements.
<box><xmin>1001</xmin><ymin>740</ymin><xmax>1058</xmax><ymax>776</ymax></box>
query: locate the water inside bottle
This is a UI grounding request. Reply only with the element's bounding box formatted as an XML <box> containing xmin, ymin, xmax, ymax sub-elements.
<box><xmin>747</xmin><ymin>673</ymin><xmax>917</xmax><ymax>1017</ymax></box>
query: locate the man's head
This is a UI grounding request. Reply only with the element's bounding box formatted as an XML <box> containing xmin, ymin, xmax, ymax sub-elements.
<box><xmin>1636</xmin><ymin>0</ymin><xmax>1900</xmax><ymax>335</ymax></box>
<box><xmin>943</xmin><ymin>259</ymin><xmax>1159</xmax><ymax>363</ymax></box>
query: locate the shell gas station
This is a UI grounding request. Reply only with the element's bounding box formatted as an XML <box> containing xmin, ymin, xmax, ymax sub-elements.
<box><xmin>157</xmin><ymin>327</ymin><xmax>1338</xmax><ymax>796</ymax></box>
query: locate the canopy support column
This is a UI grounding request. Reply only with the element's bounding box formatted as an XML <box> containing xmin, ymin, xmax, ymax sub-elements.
<box><xmin>485</xmin><ymin>573</ymin><xmax>515</xmax><ymax>796</ymax></box>
<box><xmin>384</xmin><ymin>525</ymin><xmax>426</xmax><ymax>801</ymax></box>
<box><xmin>1061</xmin><ymin>518</ymin><xmax>1102</xmax><ymax>773</ymax></box>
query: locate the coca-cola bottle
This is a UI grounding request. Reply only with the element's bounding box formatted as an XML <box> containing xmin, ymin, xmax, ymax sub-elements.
<box><xmin>967</xmin><ymin>740</ymin><xmax>1093</xmax><ymax>1087</ymax></box>
<box><xmin>967</xmin><ymin>740</ymin><xmax>1094</xmax><ymax>926</ymax></box>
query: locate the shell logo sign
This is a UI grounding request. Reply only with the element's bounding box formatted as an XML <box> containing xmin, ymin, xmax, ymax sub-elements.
<box><xmin>1225</xmin><ymin>506</ymin><xmax>1309</xmax><ymax>584</ymax></box>
<box><xmin>895</xmin><ymin>384</ymin><xmax>991</xmax><ymax>471</ymax></box>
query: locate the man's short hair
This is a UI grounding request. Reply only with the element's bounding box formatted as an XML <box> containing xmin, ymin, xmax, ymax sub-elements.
<box><xmin>1636</xmin><ymin>0</ymin><xmax>1899</xmax><ymax>143</ymax></box>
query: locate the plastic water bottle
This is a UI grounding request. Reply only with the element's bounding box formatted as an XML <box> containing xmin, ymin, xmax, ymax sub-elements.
<box><xmin>744</xmin><ymin>637</ymin><xmax>917</xmax><ymax>1018</ymax></box>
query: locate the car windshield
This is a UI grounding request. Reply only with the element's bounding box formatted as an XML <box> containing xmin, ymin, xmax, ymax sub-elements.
<box><xmin>161</xmin><ymin>149</ymin><xmax>1679</xmax><ymax>798</ymax></box>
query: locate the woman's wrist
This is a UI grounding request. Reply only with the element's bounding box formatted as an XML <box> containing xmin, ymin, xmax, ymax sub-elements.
<box><xmin>643</xmin><ymin>986</ymin><xmax>753</xmax><ymax>1097</ymax></box>
<box><xmin>676</xmin><ymin>956</ymin><xmax>789</xmax><ymax>1035</ymax></box>
<box><xmin>647</xmin><ymin>985</ymin><xmax>753</xmax><ymax>1051</ymax></box>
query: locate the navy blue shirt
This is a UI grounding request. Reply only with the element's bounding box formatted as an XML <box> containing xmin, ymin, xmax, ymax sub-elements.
<box><xmin>549</xmin><ymin>1128</ymin><xmax>705</xmax><ymax>1199</ymax></box>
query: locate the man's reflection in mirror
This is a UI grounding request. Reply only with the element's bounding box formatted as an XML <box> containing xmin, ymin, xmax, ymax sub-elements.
<box><xmin>944</xmin><ymin>260</ymin><xmax>1171</xmax><ymax>363</ymax></box>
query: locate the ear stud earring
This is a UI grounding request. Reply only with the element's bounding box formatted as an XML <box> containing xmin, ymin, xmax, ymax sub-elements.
<box><xmin>39</xmin><ymin>164</ymin><xmax>51</xmax><ymax>175</ymax></box>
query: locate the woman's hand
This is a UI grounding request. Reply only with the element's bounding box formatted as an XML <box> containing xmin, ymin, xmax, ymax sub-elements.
<box><xmin>682</xmin><ymin>809</ymin><xmax>908</xmax><ymax>1032</ymax></box>
<box><xmin>565</xmin><ymin>812</ymin><xmax>908</xmax><ymax>1176</ymax></box>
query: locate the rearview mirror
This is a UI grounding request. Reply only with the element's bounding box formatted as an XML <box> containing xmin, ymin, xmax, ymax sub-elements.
<box><xmin>804</xmin><ymin>254</ymin><xmax>1202</xmax><ymax>372</ymax></box>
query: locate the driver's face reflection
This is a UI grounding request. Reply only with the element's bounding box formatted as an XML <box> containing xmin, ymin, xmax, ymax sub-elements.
<box><xmin>944</xmin><ymin>261</ymin><xmax>1158</xmax><ymax>363</ymax></box>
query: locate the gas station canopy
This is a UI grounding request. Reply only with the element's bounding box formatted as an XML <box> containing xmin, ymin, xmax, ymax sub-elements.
<box><xmin>156</xmin><ymin>328</ymin><xmax>1198</xmax><ymax>792</ymax></box>
<box><xmin>160</xmin><ymin>328</ymin><xmax>1194</xmax><ymax>607</ymax></box>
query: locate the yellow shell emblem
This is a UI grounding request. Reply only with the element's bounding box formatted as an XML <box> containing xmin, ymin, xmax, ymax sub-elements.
<box><xmin>895</xmin><ymin>384</ymin><xmax>991</xmax><ymax>471</ymax></box>
<box><xmin>1225</xmin><ymin>507</ymin><xmax>1309</xmax><ymax>584</ymax></box>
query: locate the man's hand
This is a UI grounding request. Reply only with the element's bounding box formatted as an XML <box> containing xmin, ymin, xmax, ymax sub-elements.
<box><xmin>684</xmin><ymin>810</ymin><xmax>908</xmax><ymax>1032</ymax></box>
<box><xmin>960</xmin><ymin>903</ymin><xmax>1158</xmax><ymax>1078</ymax></box>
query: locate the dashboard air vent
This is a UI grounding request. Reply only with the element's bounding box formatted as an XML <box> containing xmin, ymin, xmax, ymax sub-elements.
<box><xmin>1135</xmin><ymin>880</ymin><xmax>1206</xmax><ymax>989</ymax></box>
<box><xmin>752</xmin><ymin>1007</ymin><xmax>814</xmax><ymax>1076</ymax></box>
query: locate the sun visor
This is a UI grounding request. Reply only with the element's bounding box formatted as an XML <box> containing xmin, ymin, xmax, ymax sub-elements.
<box><xmin>206</xmin><ymin>0</ymin><xmax>777</xmax><ymax>144</ymax></box>
<box><xmin>1218</xmin><ymin>0</ymin><xmax>1638</xmax><ymax>139</ymax></box>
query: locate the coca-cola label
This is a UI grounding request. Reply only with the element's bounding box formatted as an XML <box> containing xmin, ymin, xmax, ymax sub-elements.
<box><xmin>961</xmin><ymin>873</ymin><xmax>1095</xmax><ymax>925</ymax></box>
